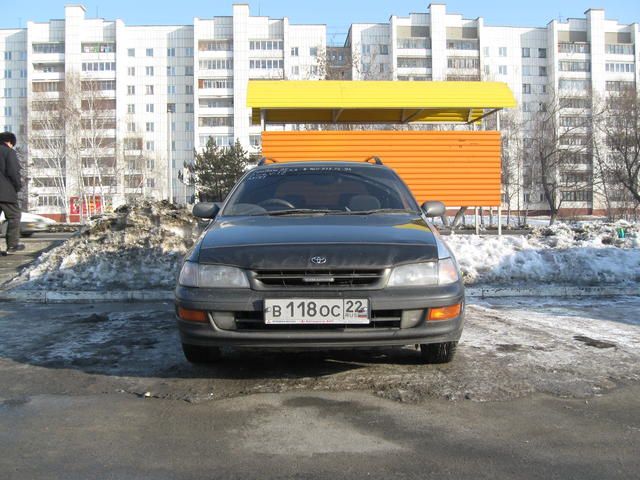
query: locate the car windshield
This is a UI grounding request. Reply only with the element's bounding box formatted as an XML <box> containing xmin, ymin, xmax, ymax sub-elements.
<box><xmin>222</xmin><ymin>165</ymin><xmax>420</xmax><ymax>216</ymax></box>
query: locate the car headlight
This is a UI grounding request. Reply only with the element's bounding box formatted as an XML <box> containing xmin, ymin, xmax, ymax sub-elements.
<box><xmin>178</xmin><ymin>262</ymin><xmax>249</xmax><ymax>288</ymax></box>
<box><xmin>388</xmin><ymin>258</ymin><xmax>459</xmax><ymax>287</ymax></box>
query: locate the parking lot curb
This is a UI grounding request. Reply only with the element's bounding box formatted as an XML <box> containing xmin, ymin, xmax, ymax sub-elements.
<box><xmin>0</xmin><ymin>285</ymin><xmax>638</xmax><ymax>303</ymax></box>
<box><xmin>0</xmin><ymin>290</ymin><xmax>174</xmax><ymax>303</ymax></box>
<box><xmin>465</xmin><ymin>285</ymin><xmax>640</xmax><ymax>298</ymax></box>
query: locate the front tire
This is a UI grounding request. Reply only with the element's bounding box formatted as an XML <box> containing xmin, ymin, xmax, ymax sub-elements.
<box><xmin>182</xmin><ymin>343</ymin><xmax>222</xmax><ymax>364</ymax></box>
<box><xmin>420</xmin><ymin>341</ymin><xmax>457</xmax><ymax>364</ymax></box>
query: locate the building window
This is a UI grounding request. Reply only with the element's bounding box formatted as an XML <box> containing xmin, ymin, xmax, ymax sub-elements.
<box><xmin>127</xmin><ymin>104</ymin><xmax>135</xmax><ymax>113</ymax></box>
<box><xmin>4</xmin><ymin>88</ymin><xmax>11</xmax><ymax>98</ymax></box>
<box><xmin>291</xmin><ymin>65</ymin><xmax>300</xmax><ymax>75</ymax></box>
<box><xmin>249</xmin><ymin>59</ymin><xmax>284</xmax><ymax>69</ymax></box>
<box><xmin>127</xmin><ymin>85</ymin><xmax>135</xmax><ymax>95</ymax></box>
<box><xmin>167</xmin><ymin>47</ymin><xmax>176</xmax><ymax>57</ymax></box>
<box><xmin>127</xmin><ymin>66</ymin><xmax>135</xmax><ymax>76</ymax></box>
<box><xmin>127</xmin><ymin>122</ymin><xmax>136</xmax><ymax>132</ymax></box>
<box><xmin>145</xmin><ymin>66</ymin><xmax>154</xmax><ymax>76</ymax></box>
<box><xmin>4</xmin><ymin>69</ymin><xmax>11</xmax><ymax>79</ymax></box>
<box><xmin>498</xmin><ymin>65</ymin><xmax>507</xmax><ymax>75</ymax></box>
<box><xmin>522</xmin><ymin>83</ymin><xmax>531</xmax><ymax>94</ymax></box>
<box><xmin>167</xmin><ymin>103</ymin><xmax>176</xmax><ymax>113</ymax></box>
<box><xmin>146</xmin><ymin>104</ymin><xmax>154</xmax><ymax>113</ymax></box>
<box><xmin>538</xmin><ymin>48</ymin><xmax>547</xmax><ymax>58</ymax></box>
<box><xmin>167</xmin><ymin>85</ymin><xmax>176</xmax><ymax>94</ymax></box>
<box><xmin>249</xmin><ymin>40</ymin><xmax>284</xmax><ymax>51</ymax></box>
<box><xmin>145</xmin><ymin>141</ymin><xmax>154</xmax><ymax>151</ymax></box>
<box><xmin>167</xmin><ymin>66</ymin><xmax>176</xmax><ymax>76</ymax></box>
<box><xmin>559</xmin><ymin>61</ymin><xmax>590</xmax><ymax>72</ymax></box>
<box><xmin>145</xmin><ymin>85</ymin><xmax>154</xmax><ymax>95</ymax></box>
<box><xmin>4</xmin><ymin>51</ymin><xmax>11</xmax><ymax>60</ymax></box>
<box><xmin>199</xmin><ymin>59</ymin><xmax>233</xmax><ymax>70</ymax></box>
<box><xmin>398</xmin><ymin>57</ymin><xmax>432</xmax><ymax>68</ymax></box>
<box><xmin>605</xmin><ymin>44</ymin><xmax>634</xmax><ymax>55</ymax></box>
<box><xmin>522</xmin><ymin>47</ymin><xmax>530</xmax><ymax>57</ymax></box>
<box><xmin>32</xmin><ymin>42</ymin><xmax>65</xmax><ymax>54</ymax></box>
<box><xmin>539</xmin><ymin>66</ymin><xmax>547</xmax><ymax>76</ymax></box>
<box><xmin>499</xmin><ymin>47</ymin><xmax>507</xmax><ymax>57</ymax></box>
<box><xmin>310</xmin><ymin>47</ymin><xmax>318</xmax><ymax>56</ymax></box>
<box><xmin>447</xmin><ymin>39</ymin><xmax>478</xmax><ymax>50</ymax></box>
<box><xmin>4</xmin><ymin>107</ymin><xmax>12</xmax><ymax>117</ymax></box>
<box><xmin>146</xmin><ymin>122</ymin><xmax>154</xmax><ymax>132</ymax></box>
<box><xmin>291</xmin><ymin>47</ymin><xmax>299</xmax><ymax>56</ymax></box>
<box><xmin>128</xmin><ymin>48</ymin><xmax>135</xmax><ymax>57</ymax></box>
<box><xmin>483</xmin><ymin>46</ymin><xmax>490</xmax><ymax>57</ymax></box>
<box><xmin>446</xmin><ymin>57</ymin><xmax>477</xmax><ymax>69</ymax></box>
<box><xmin>185</xmin><ymin>47</ymin><xmax>194</xmax><ymax>56</ymax></box>
<box><xmin>605</xmin><ymin>62</ymin><xmax>634</xmax><ymax>73</ymax></box>
<box><xmin>198</xmin><ymin>40</ymin><xmax>232</xmax><ymax>52</ymax></box>
<box><xmin>379</xmin><ymin>44</ymin><xmax>389</xmax><ymax>55</ymax></box>
<box><xmin>146</xmin><ymin>48</ymin><xmax>153</xmax><ymax>57</ymax></box>
<box><xmin>185</xmin><ymin>121</ymin><xmax>193</xmax><ymax>132</ymax></box>
<box><xmin>558</xmin><ymin>42</ymin><xmax>590</xmax><ymax>54</ymax></box>
<box><xmin>185</xmin><ymin>103</ymin><xmax>194</xmax><ymax>113</ymax></box>
<box><xmin>185</xmin><ymin>85</ymin><xmax>193</xmax><ymax>94</ymax></box>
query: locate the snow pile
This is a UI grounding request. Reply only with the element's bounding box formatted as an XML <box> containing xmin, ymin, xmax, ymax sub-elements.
<box><xmin>9</xmin><ymin>201</ymin><xmax>198</xmax><ymax>291</ymax></box>
<box><xmin>447</xmin><ymin>221</ymin><xmax>640</xmax><ymax>286</ymax></box>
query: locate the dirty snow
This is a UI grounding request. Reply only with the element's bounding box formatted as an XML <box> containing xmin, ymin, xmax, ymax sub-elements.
<box><xmin>7</xmin><ymin>201</ymin><xmax>198</xmax><ymax>291</ymax></box>
<box><xmin>448</xmin><ymin>221</ymin><xmax>640</xmax><ymax>286</ymax></box>
<box><xmin>1</xmin><ymin>298</ymin><xmax>639</xmax><ymax>402</ymax></box>
<box><xmin>5</xmin><ymin>204</ymin><xmax>640</xmax><ymax>291</ymax></box>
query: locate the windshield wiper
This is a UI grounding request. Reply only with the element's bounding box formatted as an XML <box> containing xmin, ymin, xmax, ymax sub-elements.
<box><xmin>257</xmin><ymin>209</ymin><xmax>337</xmax><ymax>216</ymax></box>
<box><xmin>337</xmin><ymin>208</ymin><xmax>418</xmax><ymax>215</ymax></box>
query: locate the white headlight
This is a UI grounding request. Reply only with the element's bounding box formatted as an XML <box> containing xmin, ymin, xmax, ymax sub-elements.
<box><xmin>437</xmin><ymin>258</ymin><xmax>460</xmax><ymax>285</ymax></box>
<box><xmin>388</xmin><ymin>262</ymin><xmax>438</xmax><ymax>286</ymax></box>
<box><xmin>388</xmin><ymin>259</ymin><xmax>460</xmax><ymax>287</ymax></box>
<box><xmin>178</xmin><ymin>262</ymin><xmax>249</xmax><ymax>288</ymax></box>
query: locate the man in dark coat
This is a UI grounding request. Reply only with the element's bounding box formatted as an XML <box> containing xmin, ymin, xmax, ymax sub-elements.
<box><xmin>0</xmin><ymin>131</ymin><xmax>25</xmax><ymax>252</ymax></box>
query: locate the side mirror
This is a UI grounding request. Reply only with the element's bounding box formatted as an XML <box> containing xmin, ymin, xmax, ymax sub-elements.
<box><xmin>192</xmin><ymin>202</ymin><xmax>221</xmax><ymax>219</ymax></box>
<box><xmin>421</xmin><ymin>200</ymin><xmax>446</xmax><ymax>218</ymax></box>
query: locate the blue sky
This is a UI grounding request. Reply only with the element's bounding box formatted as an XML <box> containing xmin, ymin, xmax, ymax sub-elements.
<box><xmin>2</xmin><ymin>1</ymin><xmax>638</xmax><ymax>43</ymax></box>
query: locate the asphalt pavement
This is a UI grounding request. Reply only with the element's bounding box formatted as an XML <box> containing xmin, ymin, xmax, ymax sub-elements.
<box><xmin>0</xmin><ymin>299</ymin><xmax>639</xmax><ymax>479</ymax></box>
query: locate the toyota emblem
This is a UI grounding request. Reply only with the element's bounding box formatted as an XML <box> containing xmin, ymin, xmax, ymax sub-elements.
<box><xmin>310</xmin><ymin>256</ymin><xmax>327</xmax><ymax>265</ymax></box>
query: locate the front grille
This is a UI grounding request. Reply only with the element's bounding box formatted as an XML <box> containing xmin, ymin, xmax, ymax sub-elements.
<box><xmin>234</xmin><ymin>309</ymin><xmax>402</xmax><ymax>331</ymax></box>
<box><xmin>253</xmin><ymin>269</ymin><xmax>386</xmax><ymax>289</ymax></box>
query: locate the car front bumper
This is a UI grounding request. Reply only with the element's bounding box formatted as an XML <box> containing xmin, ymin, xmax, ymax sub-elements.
<box><xmin>175</xmin><ymin>283</ymin><xmax>465</xmax><ymax>348</ymax></box>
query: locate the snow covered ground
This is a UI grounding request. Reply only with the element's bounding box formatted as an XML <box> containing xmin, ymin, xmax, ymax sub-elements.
<box><xmin>4</xmin><ymin>201</ymin><xmax>639</xmax><ymax>291</ymax></box>
<box><xmin>447</xmin><ymin>221</ymin><xmax>640</xmax><ymax>286</ymax></box>
<box><xmin>1</xmin><ymin>297</ymin><xmax>638</xmax><ymax>402</ymax></box>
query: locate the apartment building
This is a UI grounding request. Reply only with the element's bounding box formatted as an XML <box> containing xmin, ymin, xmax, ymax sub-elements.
<box><xmin>0</xmin><ymin>4</ymin><xmax>638</xmax><ymax>219</ymax></box>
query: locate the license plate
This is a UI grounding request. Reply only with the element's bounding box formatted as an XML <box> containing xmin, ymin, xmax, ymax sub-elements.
<box><xmin>264</xmin><ymin>299</ymin><xmax>370</xmax><ymax>324</ymax></box>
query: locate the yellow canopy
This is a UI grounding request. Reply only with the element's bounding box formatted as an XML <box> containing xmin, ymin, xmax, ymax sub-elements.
<box><xmin>247</xmin><ymin>80</ymin><xmax>516</xmax><ymax>125</ymax></box>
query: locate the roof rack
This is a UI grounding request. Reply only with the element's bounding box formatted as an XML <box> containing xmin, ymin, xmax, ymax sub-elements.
<box><xmin>257</xmin><ymin>157</ymin><xmax>278</xmax><ymax>166</ymax></box>
<box><xmin>364</xmin><ymin>156</ymin><xmax>383</xmax><ymax>165</ymax></box>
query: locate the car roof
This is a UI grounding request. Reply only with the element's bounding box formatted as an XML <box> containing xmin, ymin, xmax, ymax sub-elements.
<box><xmin>256</xmin><ymin>161</ymin><xmax>389</xmax><ymax>170</ymax></box>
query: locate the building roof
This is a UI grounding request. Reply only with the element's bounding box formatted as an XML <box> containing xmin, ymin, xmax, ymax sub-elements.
<box><xmin>247</xmin><ymin>80</ymin><xmax>516</xmax><ymax>125</ymax></box>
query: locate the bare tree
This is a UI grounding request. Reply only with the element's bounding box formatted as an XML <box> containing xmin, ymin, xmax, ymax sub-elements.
<box><xmin>593</xmin><ymin>87</ymin><xmax>640</xmax><ymax>214</ymax></box>
<box><xmin>522</xmin><ymin>89</ymin><xmax>593</xmax><ymax>224</ymax></box>
<box><xmin>28</xmin><ymin>74</ymin><xmax>82</xmax><ymax>220</ymax></box>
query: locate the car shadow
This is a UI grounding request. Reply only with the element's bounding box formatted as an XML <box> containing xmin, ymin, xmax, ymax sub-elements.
<box><xmin>0</xmin><ymin>302</ymin><xmax>427</xmax><ymax>381</ymax></box>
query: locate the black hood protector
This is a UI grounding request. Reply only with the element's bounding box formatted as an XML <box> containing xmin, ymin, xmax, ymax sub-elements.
<box><xmin>196</xmin><ymin>214</ymin><xmax>438</xmax><ymax>270</ymax></box>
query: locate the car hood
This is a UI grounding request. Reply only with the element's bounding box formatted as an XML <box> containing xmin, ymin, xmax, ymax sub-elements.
<box><xmin>196</xmin><ymin>213</ymin><xmax>439</xmax><ymax>269</ymax></box>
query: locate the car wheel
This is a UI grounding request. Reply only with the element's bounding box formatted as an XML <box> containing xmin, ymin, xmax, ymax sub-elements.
<box><xmin>419</xmin><ymin>341</ymin><xmax>457</xmax><ymax>364</ymax></box>
<box><xmin>181</xmin><ymin>343</ymin><xmax>222</xmax><ymax>364</ymax></box>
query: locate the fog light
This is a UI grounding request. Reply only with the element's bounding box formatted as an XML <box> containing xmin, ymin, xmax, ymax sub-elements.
<box><xmin>401</xmin><ymin>309</ymin><xmax>425</xmax><ymax>329</ymax></box>
<box><xmin>177</xmin><ymin>307</ymin><xmax>208</xmax><ymax>323</ymax></box>
<box><xmin>428</xmin><ymin>303</ymin><xmax>462</xmax><ymax>321</ymax></box>
<box><xmin>211</xmin><ymin>311</ymin><xmax>235</xmax><ymax>330</ymax></box>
